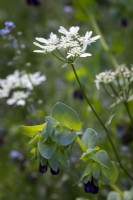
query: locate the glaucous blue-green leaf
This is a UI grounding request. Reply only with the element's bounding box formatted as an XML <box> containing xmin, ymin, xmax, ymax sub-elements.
<box><xmin>75</xmin><ymin>160</ymin><xmax>93</xmax><ymax>184</ymax></box>
<box><xmin>20</xmin><ymin>124</ymin><xmax>45</xmax><ymax>137</ymax></box>
<box><xmin>52</xmin><ymin>102</ymin><xmax>82</xmax><ymax>130</ymax></box>
<box><xmin>40</xmin><ymin>157</ymin><xmax>47</xmax><ymax>166</ymax></box>
<box><xmin>59</xmin><ymin>130</ymin><xmax>76</xmax><ymax>146</ymax></box>
<box><xmin>45</xmin><ymin>116</ymin><xmax>59</xmax><ymax>134</ymax></box>
<box><xmin>89</xmin><ymin>150</ymin><xmax>111</xmax><ymax>169</ymax></box>
<box><xmin>41</xmin><ymin>127</ymin><xmax>49</xmax><ymax>140</ymax></box>
<box><xmin>38</xmin><ymin>140</ymin><xmax>57</xmax><ymax>159</ymax></box>
<box><xmin>48</xmin><ymin>153</ymin><xmax>59</xmax><ymax>172</ymax></box>
<box><xmin>93</xmin><ymin>162</ymin><xmax>100</xmax><ymax>179</ymax></box>
<box><xmin>101</xmin><ymin>161</ymin><xmax>119</xmax><ymax>183</ymax></box>
<box><xmin>107</xmin><ymin>191</ymin><xmax>121</xmax><ymax>200</ymax></box>
<box><xmin>80</xmin><ymin>149</ymin><xmax>95</xmax><ymax>160</ymax></box>
<box><xmin>57</xmin><ymin>149</ymin><xmax>69</xmax><ymax>166</ymax></box>
<box><xmin>82</xmin><ymin>128</ymin><xmax>98</xmax><ymax>148</ymax></box>
<box><xmin>50</xmin><ymin>128</ymin><xmax>61</xmax><ymax>142</ymax></box>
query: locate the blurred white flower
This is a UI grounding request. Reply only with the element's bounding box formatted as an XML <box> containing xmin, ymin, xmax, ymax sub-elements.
<box><xmin>33</xmin><ymin>26</ymin><xmax>100</xmax><ymax>62</ymax></box>
<box><xmin>0</xmin><ymin>70</ymin><xmax>46</xmax><ymax>106</ymax></box>
<box><xmin>7</xmin><ymin>91</ymin><xmax>30</xmax><ymax>106</ymax></box>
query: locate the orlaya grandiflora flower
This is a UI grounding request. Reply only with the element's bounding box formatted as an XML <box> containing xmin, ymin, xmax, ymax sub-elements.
<box><xmin>33</xmin><ymin>26</ymin><xmax>100</xmax><ymax>62</ymax></box>
<box><xmin>33</xmin><ymin>32</ymin><xmax>59</xmax><ymax>53</ymax></box>
<box><xmin>58</xmin><ymin>26</ymin><xmax>80</xmax><ymax>37</ymax></box>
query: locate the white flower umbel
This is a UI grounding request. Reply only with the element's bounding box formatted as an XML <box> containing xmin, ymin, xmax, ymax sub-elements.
<box><xmin>7</xmin><ymin>91</ymin><xmax>30</xmax><ymax>106</ymax></box>
<box><xmin>95</xmin><ymin>71</ymin><xmax>115</xmax><ymax>89</ymax></box>
<box><xmin>0</xmin><ymin>70</ymin><xmax>46</xmax><ymax>105</ymax></box>
<box><xmin>33</xmin><ymin>26</ymin><xmax>100</xmax><ymax>63</ymax></box>
<box><xmin>95</xmin><ymin>65</ymin><xmax>133</xmax><ymax>102</ymax></box>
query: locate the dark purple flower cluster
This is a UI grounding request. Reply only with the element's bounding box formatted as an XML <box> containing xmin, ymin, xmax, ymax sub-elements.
<box><xmin>0</xmin><ymin>21</ymin><xmax>15</xmax><ymax>36</ymax></box>
<box><xmin>26</xmin><ymin>0</ymin><xmax>41</xmax><ymax>6</ymax></box>
<box><xmin>84</xmin><ymin>178</ymin><xmax>99</xmax><ymax>194</ymax></box>
<box><xmin>39</xmin><ymin>163</ymin><xmax>59</xmax><ymax>176</ymax></box>
<box><xmin>73</xmin><ymin>89</ymin><xmax>84</xmax><ymax>101</ymax></box>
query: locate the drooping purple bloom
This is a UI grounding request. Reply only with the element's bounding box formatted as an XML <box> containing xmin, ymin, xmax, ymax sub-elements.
<box><xmin>26</xmin><ymin>0</ymin><xmax>41</xmax><ymax>6</ymax></box>
<box><xmin>50</xmin><ymin>167</ymin><xmax>59</xmax><ymax>175</ymax></box>
<box><xmin>84</xmin><ymin>179</ymin><xmax>99</xmax><ymax>194</ymax></box>
<box><xmin>73</xmin><ymin>89</ymin><xmax>84</xmax><ymax>100</ymax></box>
<box><xmin>39</xmin><ymin>163</ymin><xmax>48</xmax><ymax>173</ymax></box>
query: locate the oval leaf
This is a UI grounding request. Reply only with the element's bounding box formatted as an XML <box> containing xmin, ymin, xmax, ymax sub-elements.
<box><xmin>89</xmin><ymin>150</ymin><xmax>111</xmax><ymax>169</ymax></box>
<box><xmin>48</xmin><ymin>153</ymin><xmax>59</xmax><ymax>172</ymax></box>
<box><xmin>38</xmin><ymin>140</ymin><xmax>57</xmax><ymax>159</ymax></box>
<box><xmin>60</xmin><ymin>130</ymin><xmax>76</xmax><ymax>146</ymax></box>
<box><xmin>82</xmin><ymin>128</ymin><xmax>98</xmax><ymax>148</ymax></box>
<box><xmin>52</xmin><ymin>102</ymin><xmax>82</xmax><ymax>130</ymax></box>
<box><xmin>20</xmin><ymin>124</ymin><xmax>45</xmax><ymax>137</ymax></box>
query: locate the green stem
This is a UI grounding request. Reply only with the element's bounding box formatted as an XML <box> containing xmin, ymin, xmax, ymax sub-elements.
<box><xmin>116</xmin><ymin>78</ymin><xmax>133</xmax><ymax>125</ymax></box>
<box><xmin>124</xmin><ymin>101</ymin><xmax>133</xmax><ymax>125</ymax></box>
<box><xmin>76</xmin><ymin>136</ymin><xmax>86</xmax><ymax>152</ymax></box>
<box><xmin>52</xmin><ymin>52</ymin><xmax>67</xmax><ymax>63</ymax></box>
<box><xmin>110</xmin><ymin>184</ymin><xmax>124</xmax><ymax>197</ymax></box>
<box><xmin>71</xmin><ymin>63</ymin><xmax>133</xmax><ymax>181</ymax></box>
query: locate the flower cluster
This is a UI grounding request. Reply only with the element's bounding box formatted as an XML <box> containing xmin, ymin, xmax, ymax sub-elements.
<box><xmin>0</xmin><ymin>21</ymin><xmax>15</xmax><ymax>37</ymax></box>
<box><xmin>33</xmin><ymin>26</ymin><xmax>100</xmax><ymax>62</ymax></box>
<box><xmin>0</xmin><ymin>70</ymin><xmax>46</xmax><ymax>106</ymax></box>
<box><xmin>95</xmin><ymin>65</ymin><xmax>133</xmax><ymax>89</ymax></box>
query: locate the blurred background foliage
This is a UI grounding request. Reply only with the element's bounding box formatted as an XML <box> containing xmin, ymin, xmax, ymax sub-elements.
<box><xmin>0</xmin><ymin>0</ymin><xmax>133</xmax><ymax>199</ymax></box>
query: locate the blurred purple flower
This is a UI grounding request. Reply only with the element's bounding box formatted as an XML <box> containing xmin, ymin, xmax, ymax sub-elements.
<box><xmin>50</xmin><ymin>167</ymin><xmax>60</xmax><ymax>175</ymax></box>
<box><xmin>26</xmin><ymin>0</ymin><xmax>41</xmax><ymax>6</ymax></box>
<box><xmin>5</xmin><ymin>21</ymin><xmax>15</xmax><ymax>29</ymax></box>
<box><xmin>0</xmin><ymin>28</ymin><xmax>10</xmax><ymax>36</ymax></box>
<box><xmin>39</xmin><ymin>163</ymin><xmax>48</xmax><ymax>173</ymax></box>
<box><xmin>10</xmin><ymin>150</ymin><xmax>21</xmax><ymax>158</ymax></box>
<box><xmin>84</xmin><ymin>179</ymin><xmax>99</xmax><ymax>194</ymax></box>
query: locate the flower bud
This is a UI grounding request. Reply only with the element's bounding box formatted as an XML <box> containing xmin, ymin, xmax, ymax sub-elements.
<box><xmin>50</xmin><ymin>167</ymin><xmax>59</xmax><ymax>175</ymax></box>
<box><xmin>39</xmin><ymin>163</ymin><xmax>48</xmax><ymax>174</ymax></box>
<box><xmin>84</xmin><ymin>179</ymin><xmax>99</xmax><ymax>194</ymax></box>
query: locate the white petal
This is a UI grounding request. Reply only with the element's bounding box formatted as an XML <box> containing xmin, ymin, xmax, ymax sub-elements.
<box><xmin>33</xmin><ymin>50</ymin><xmax>45</xmax><ymax>53</ymax></box>
<box><xmin>80</xmin><ymin>53</ymin><xmax>92</xmax><ymax>57</ymax></box>
<box><xmin>33</xmin><ymin>42</ymin><xmax>45</xmax><ymax>49</ymax></box>
<box><xmin>17</xmin><ymin>99</ymin><xmax>26</xmax><ymax>106</ymax></box>
<box><xmin>82</xmin><ymin>41</ymin><xmax>88</xmax><ymax>51</ymax></box>
<box><xmin>50</xmin><ymin>32</ymin><xmax>57</xmax><ymax>40</ymax></box>
<box><xmin>89</xmin><ymin>35</ymin><xmax>101</xmax><ymax>43</ymax></box>
<box><xmin>70</xmin><ymin>26</ymin><xmax>79</xmax><ymax>34</ymax></box>
<box><xmin>85</xmin><ymin>31</ymin><xmax>92</xmax><ymax>38</ymax></box>
<box><xmin>58</xmin><ymin>26</ymin><xmax>68</xmax><ymax>35</ymax></box>
<box><xmin>7</xmin><ymin>98</ymin><xmax>16</xmax><ymax>105</ymax></box>
<box><xmin>35</xmin><ymin>37</ymin><xmax>48</xmax><ymax>44</ymax></box>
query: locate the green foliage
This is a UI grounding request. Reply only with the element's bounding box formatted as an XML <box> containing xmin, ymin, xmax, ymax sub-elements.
<box><xmin>52</xmin><ymin>102</ymin><xmax>82</xmax><ymax>131</ymax></box>
<box><xmin>38</xmin><ymin>139</ymin><xmax>57</xmax><ymax>159</ymax></box>
<box><xmin>82</xmin><ymin>128</ymin><xmax>98</xmax><ymax>149</ymax></box>
<box><xmin>20</xmin><ymin>124</ymin><xmax>45</xmax><ymax>137</ymax></box>
<box><xmin>59</xmin><ymin>130</ymin><xmax>76</xmax><ymax>146</ymax></box>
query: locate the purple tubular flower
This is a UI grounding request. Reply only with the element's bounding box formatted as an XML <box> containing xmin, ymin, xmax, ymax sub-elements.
<box><xmin>84</xmin><ymin>179</ymin><xmax>99</xmax><ymax>194</ymax></box>
<box><xmin>50</xmin><ymin>167</ymin><xmax>59</xmax><ymax>175</ymax></box>
<box><xmin>73</xmin><ymin>89</ymin><xmax>84</xmax><ymax>100</ymax></box>
<box><xmin>39</xmin><ymin>163</ymin><xmax>48</xmax><ymax>174</ymax></box>
<box><xmin>26</xmin><ymin>0</ymin><xmax>41</xmax><ymax>6</ymax></box>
